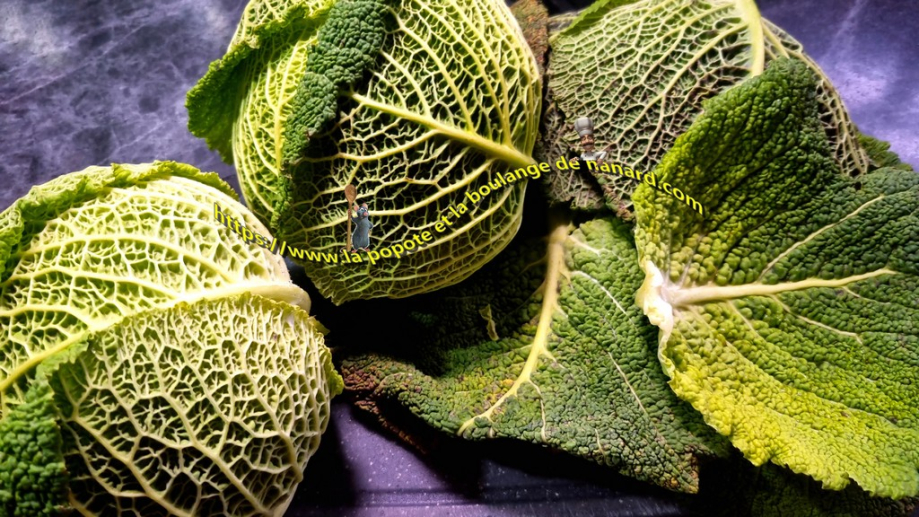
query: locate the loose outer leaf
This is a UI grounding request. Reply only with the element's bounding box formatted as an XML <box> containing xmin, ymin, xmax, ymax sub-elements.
<box><xmin>634</xmin><ymin>58</ymin><xmax>919</xmax><ymax>498</ymax></box>
<box><xmin>344</xmin><ymin>217</ymin><xmax>728</xmax><ymax>493</ymax></box>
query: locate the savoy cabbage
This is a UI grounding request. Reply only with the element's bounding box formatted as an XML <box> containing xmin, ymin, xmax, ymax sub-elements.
<box><xmin>187</xmin><ymin>0</ymin><xmax>542</xmax><ymax>304</ymax></box>
<box><xmin>0</xmin><ymin>162</ymin><xmax>341</xmax><ymax>515</ymax></box>
<box><xmin>540</xmin><ymin>0</ymin><xmax>869</xmax><ymax>216</ymax></box>
<box><xmin>0</xmin><ymin>0</ymin><xmax>910</xmax><ymax>513</ymax></box>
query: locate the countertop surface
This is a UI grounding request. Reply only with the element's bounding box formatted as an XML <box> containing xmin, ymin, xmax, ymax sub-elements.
<box><xmin>2</xmin><ymin>1</ymin><xmax>918</xmax><ymax>516</ymax></box>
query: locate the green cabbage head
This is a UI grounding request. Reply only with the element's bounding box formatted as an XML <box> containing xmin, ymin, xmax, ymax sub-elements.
<box><xmin>0</xmin><ymin>162</ymin><xmax>342</xmax><ymax>516</ymax></box>
<box><xmin>187</xmin><ymin>0</ymin><xmax>542</xmax><ymax>304</ymax></box>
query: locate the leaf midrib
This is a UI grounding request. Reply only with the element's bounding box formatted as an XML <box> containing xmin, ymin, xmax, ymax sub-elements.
<box><xmin>349</xmin><ymin>92</ymin><xmax>535</xmax><ymax>170</ymax></box>
<box><xmin>669</xmin><ymin>268</ymin><xmax>898</xmax><ymax>308</ymax></box>
<box><xmin>456</xmin><ymin>221</ymin><xmax>567</xmax><ymax>435</ymax></box>
<box><xmin>0</xmin><ymin>282</ymin><xmax>310</xmax><ymax>395</ymax></box>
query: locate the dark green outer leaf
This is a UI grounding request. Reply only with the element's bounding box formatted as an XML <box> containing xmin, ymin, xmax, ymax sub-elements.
<box><xmin>858</xmin><ymin>132</ymin><xmax>915</xmax><ymax>172</ymax></box>
<box><xmin>510</xmin><ymin>0</ymin><xmax>550</xmax><ymax>72</ymax></box>
<box><xmin>343</xmin><ymin>216</ymin><xmax>728</xmax><ymax>493</ymax></box>
<box><xmin>0</xmin><ymin>378</ymin><xmax>67</xmax><ymax>517</ymax></box>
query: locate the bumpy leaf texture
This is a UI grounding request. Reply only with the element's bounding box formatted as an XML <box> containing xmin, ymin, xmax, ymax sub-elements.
<box><xmin>343</xmin><ymin>217</ymin><xmax>728</xmax><ymax>493</ymax></box>
<box><xmin>634</xmin><ymin>59</ymin><xmax>919</xmax><ymax>498</ymax></box>
<box><xmin>187</xmin><ymin>0</ymin><xmax>542</xmax><ymax>304</ymax></box>
<box><xmin>0</xmin><ymin>163</ymin><xmax>341</xmax><ymax>515</ymax></box>
<box><xmin>509</xmin><ymin>0</ymin><xmax>549</xmax><ymax>72</ymax></box>
<box><xmin>0</xmin><ymin>378</ymin><xmax>66</xmax><ymax>517</ymax></box>
<box><xmin>542</xmin><ymin>0</ymin><xmax>868</xmax><ymax>216</ymax></box>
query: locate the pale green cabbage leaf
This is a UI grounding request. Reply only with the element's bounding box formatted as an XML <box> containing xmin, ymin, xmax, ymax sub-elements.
<box><xmin>634</xmin><ymin>59</ymin><xmax>919</xmax><ymax>498</ymax></box>
<box><xmin>187</xmin><ymin>0</ymin><xmax>542</xmax><ymax>304</ymax></box>
<box><xmin>0</xmin><ymin>162</ymin><xmax>341</xmax><ymax>515</ymax></box>
<box><xmin>49</xmin><ymin>292</ymin><xmax>333</xmax><ymax>516</ymax></box>
<box><xmin>542</xmin><ymin>0</ymin><xmax>869</xmax><ymax>215</ymax></box>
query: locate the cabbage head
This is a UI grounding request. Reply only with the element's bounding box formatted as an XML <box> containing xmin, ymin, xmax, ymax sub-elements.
<box><xmin>187</xmin><ymin>0</ymin><xmax>542</xmax><ymax>304</ymax></box>
<box><xmin>0</xmin><ymin>162</ymin><xmax>342</xmax><ymax>516</ymax></box>
<box><xmin>541</xmin><ymin>0</ymin><xmax>869</xmax><ymax>216</ymax></box>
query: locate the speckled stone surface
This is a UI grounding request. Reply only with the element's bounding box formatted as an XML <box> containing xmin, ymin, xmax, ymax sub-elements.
<box><xmin>0</xmin><ymin>0</ymin><xmax>243</xmax><ymax>209</ymax></box>
<box><xmin>1</xmin><ymin>1</ymin><xmax>918</xmax><ymax>516</ymax></box>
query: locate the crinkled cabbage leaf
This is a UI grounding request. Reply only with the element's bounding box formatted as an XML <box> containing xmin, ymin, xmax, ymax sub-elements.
<box><xmin>634</xmin><ymin>59</ymin><xmax>919</xmax><ymax>498</ymax></box>
<box><xmin>187</xmin><ymin>0</ymin><xmax>542</xmax><ymax>303</ymax></box>
<box><xmin>343</xmin><ymin>217</ymin><xmax>728</xmax><ymax>493</ymax></box>
<box><xmin>48</xmin><ymin>292</ymin><xmax>333</xmax><ymax>516</ymax></box>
